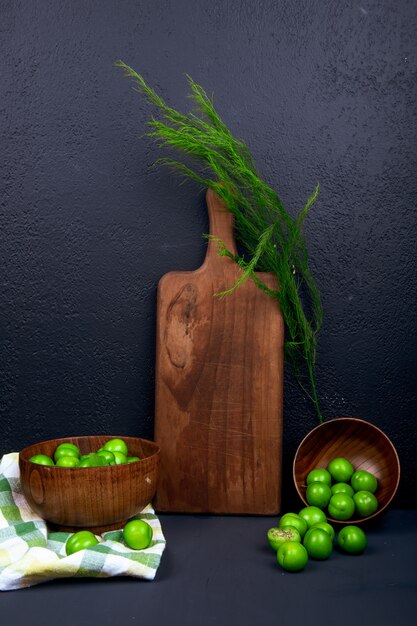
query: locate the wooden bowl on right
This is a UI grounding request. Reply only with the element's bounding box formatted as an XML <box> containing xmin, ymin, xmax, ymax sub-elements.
<box><xmin>293</xmin><ymin>417</ymin><xmax>400</xmax><ymax>524</ymax></box>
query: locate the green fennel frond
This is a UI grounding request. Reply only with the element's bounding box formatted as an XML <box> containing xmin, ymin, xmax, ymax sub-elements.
<box><xmin>116</xmin><ymin>60</ymin><xmax>324</xmax><ymax>422</ymax></box>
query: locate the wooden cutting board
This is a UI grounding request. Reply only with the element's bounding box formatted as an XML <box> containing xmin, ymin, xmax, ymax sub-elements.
<box><xmin>154</xmin><ymin>189</ymin><xmax>284</xmax><ymax>514</ymax></box>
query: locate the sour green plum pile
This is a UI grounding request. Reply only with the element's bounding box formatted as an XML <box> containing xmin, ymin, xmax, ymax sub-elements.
<box><xmin>267</xmin><ymin>505</ymin><xmax>368</xmax><ymax>573</ymax></box>
<box><xmin>305</xmin><ymin>457</ymin><xmax>379</xmax><ymax>520</ymax></box>
<box><xmin>28</xmin><ymin>438</ymin><xmax>141</xmax><ymax>468</ymax></box>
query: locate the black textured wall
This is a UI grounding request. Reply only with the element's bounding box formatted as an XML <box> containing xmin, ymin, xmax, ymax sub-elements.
<box><xmin>1</xmin><ymin>0</ymin><xmax>416</xmax><ymax>507</ymax></box>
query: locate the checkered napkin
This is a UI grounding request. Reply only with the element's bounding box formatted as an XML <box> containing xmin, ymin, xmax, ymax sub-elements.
<box><xmin>0</xmin><ymin>453</ymin><xmax>166</xmax><ymax>591</ymax></box>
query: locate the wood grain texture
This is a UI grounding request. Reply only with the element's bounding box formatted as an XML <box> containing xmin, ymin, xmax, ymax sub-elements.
<box><xmin>154</xmin><ymin>190</ymin><xmax>284</xmax><ymax>514</ymax></box>
<box><xmin>293</xmin><ymin>417</ymin><xmax>400</xmax><ymax>524</ymax></box>
<box><xmin>19</xmin><ymin>435</ymin><xmax>160</xmax><ymax>533</ymax></box>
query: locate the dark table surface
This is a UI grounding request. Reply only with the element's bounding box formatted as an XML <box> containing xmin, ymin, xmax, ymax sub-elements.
<box><xmin>2</xmin><ymin>510</ymin><xmax>416</xmax><ymax>626</ymax></box>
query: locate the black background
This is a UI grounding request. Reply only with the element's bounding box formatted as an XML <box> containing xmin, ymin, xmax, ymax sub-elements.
<box><xmin>0</xmin><ymin>0</ymin><xmax>416</xmax><ymax>506</ymax></box>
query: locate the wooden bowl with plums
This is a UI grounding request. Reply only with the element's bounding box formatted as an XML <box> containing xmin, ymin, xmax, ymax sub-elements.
<box><xmin>19</xmin><ymin>435</ymin><xmax>160</xmax><ymax>533</ymax></box>
<box><xmin>293</xmin><ymin>417</ymin><xmax>400</xmax><ymax>524</ymax></box>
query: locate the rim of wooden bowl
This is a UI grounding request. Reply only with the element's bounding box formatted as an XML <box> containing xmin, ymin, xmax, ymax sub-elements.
<box><xmin>19</xmin><ymin>434</ymin><xmax>160</xmax><ymax>469</ymax></box>
<box><xmin>292</xmin><ymin>417</ymin><xmax>401</xmax><ymax>524</ymax></box>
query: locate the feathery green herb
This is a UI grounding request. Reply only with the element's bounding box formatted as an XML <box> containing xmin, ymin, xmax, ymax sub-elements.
<box><xmin>116</xmin><ymin>61</ymin><xmax>323</xmax><ymax>422</ymax></box>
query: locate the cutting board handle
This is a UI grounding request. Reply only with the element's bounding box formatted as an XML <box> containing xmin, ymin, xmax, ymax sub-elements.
<box><xmin>205</xmin><ymin>189</ymin><xmax>238</xmax><ymax>265</ymax></box>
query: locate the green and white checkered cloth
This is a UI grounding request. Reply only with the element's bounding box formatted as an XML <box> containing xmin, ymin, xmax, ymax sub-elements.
<box><xmin>0</xmin><ymin>453</ymin><xmax>166</xmax><ymax>591</ymax></box>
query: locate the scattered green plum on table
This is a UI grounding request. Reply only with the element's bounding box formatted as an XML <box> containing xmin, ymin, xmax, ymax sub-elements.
<box><xmin>310</xmin><ymin>521</ymin><xmax>335</xmax><ymax>542</ymax></box>
<box><xmin>277</xmin><ymin>542</ymin><xmax>309</xmax><ymax>572</ymax></box>
<box><xmin>278</xmin><ymin>513</ymin><xmax>308</xmax><ymax>538</ymax></box>
<box><xmin>299</xmin><ymin>506</ymin><xmax>327</xmax><ymax>528</ymax></box>
<box><xmin>303</xmin><ymin>527</ymin><xmax>333</xmax><ymax>560</ymax></box>
<box><xmin>338</xmin><ymin>526</ymin><xmax>367</xmax><ymax>554</ymax></box>
<box><xmin>267</xmin><ymin>526</ymin><xmax>301</xmax><ymax>551</ymax></box>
